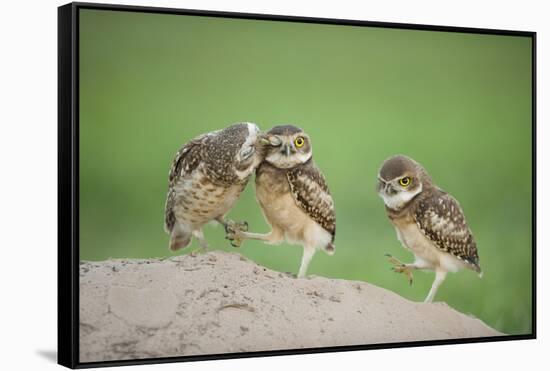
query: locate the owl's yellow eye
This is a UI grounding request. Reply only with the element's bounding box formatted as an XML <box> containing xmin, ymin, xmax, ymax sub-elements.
<box><xmin>399</xmin><ymin>177</ymin><xmax>411</xmax><ymax>187</ymax></box>
<box><xmin>294</xmin><ymin>137</ymin><xmax>305</xmax><ymax>148</ymax></box>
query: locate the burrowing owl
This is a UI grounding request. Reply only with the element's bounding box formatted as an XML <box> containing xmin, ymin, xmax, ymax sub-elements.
<box><xmin>164</xmin><ymin>123</ymin><xmax>264</xmax><ymax>251</ymax></box>
<box><xmin>376</xmin><ymin>155</ymin><xmax>482</xmax><ymax>302</ymax></box>
<box><xmin>226</xmin><ymin>125</ymin><xmax>336</xmax><ymax>278</ymax></box>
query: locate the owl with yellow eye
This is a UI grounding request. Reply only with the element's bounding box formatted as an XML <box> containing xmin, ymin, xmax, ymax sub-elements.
<box><xmin>376</xmin><ymin>155</ymin><xmax>482</xmax><ymax>302</ymax></box>
<box><xmin>226</xmin><ymin>125</ymin><xmax>336</xmax><ymax>278</ymax></box>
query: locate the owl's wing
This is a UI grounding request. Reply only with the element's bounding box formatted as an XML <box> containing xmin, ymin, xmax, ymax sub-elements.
<box><xmin>168</xmin><ymin>136</ymin><xmax>206</xmax><ymax>184</ymax></box>
<box><xmin>164</xmin><ymin>136</ymin><xmax>205</xmax><ymax>232</ymax></box>
<box><xmin>286</xmin><ymin>163</ymin><xmax>336</xmax><ymax>241</ymax></box>
<box><xmin>414</xmin><ymin>192</ymin><xmax>481</xmax><ymax>273</ymax></box>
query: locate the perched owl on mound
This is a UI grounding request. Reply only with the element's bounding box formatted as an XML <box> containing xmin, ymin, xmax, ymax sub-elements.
<box><xmin>376</xmin><ymin>155</ymin><xmax>482</xmax><ymax>302</ymax></box>
<box><xmin>164</xmin><ymin>123</ymin><xmax>264</xmax><ymax>251</ymax></box>
<box><xmin>226</xmin><ymin>125</ymin><xmax>336</xmax><ymax>278</ymax></box>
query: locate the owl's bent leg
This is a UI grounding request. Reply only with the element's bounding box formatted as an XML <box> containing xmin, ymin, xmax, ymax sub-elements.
<box><xmin>225</xmin><ymin>228</ymin><xmax>284</xmax><ymax>248</ymax></box>
<box><xmin>424</xmin><ymin>270</ymin><xmax>447</xmax><ymax>303</ymax></box>
<box><xmin>169</xmin><ymin>223</ymin><xmax>192</xmax><ymax>251</ymax></box>
<box><xmin>297</xmin><ymin>246</ymin><xmax>316</xmax><ymax>278</ymax></box>
<box><xmin>192</xmin><ymin>229</ymin><xmax>209</xmax><ymax>251</ymax></box>
<box><xmin>385</xmin><ymin>253</ymin><xmax>417</xmax><ymax>285</ymax></box>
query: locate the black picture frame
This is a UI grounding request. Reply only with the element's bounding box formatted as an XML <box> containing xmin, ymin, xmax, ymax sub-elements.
<box><xmin>58</xmin><ymin>2</ymin><xmax>537</xmax><ymax>369</ymax></box>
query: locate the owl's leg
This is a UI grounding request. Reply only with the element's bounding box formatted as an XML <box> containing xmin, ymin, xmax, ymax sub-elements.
<box><xmin>192</xmin><ymin>229</ymin><xmax>209</xmax><ymax>251</ymax></box>
<box><xmin>225</xmin><ymin>228</ymin><xmax>284</xmax><ymax>248</ymax></box>
<box><xmin>424</xmin><ymin>270</ymin><xmax>447</xmax><ymax>303</ymax></box>
<box><xmin>385</xmin><ymin>253</ymin><xmax>417</xmax><ymax>285</ymax></box>
<box><xmin>297</xmin><ymin>246</ymin><xmax>316</xmax><ymax>278</ymax></box>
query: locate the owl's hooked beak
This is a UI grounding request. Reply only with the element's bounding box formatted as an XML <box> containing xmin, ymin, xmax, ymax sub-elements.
<box><xmin>282</xmin><ymin>143</ymin><xmax>292</xmax><ymax>157</ymax></box>
<box><xmin>378</xmin><ymin>178</ymin><xmax>397</xmax><ymax>196</ymax></box>
<box><xmin>384</xmin><ymin>183</ymin><xmax>398</xmax><ymax>196</ymax></box>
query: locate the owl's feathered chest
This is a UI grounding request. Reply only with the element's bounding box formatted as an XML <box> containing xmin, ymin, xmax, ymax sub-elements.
<box><xmin>255</xmin><ymin>163</ymin><xmax>290</xmax><ymax>195</ymax></box>
<box><xmin>386</xmin><ymin>206</ymin><xmax>423</xmax><ymax>248</ymax></box>
<box><xmin>254</xmin><ymin>164</ymin><xmax>295</xmax><ymax>222</ymax></box>
<box><xmin>172</xmin><ymin>166</ymin><xmax>248</xmax><ymax>226</ymax></box>
<box><xmin>254</xmin><ymin>161</ymin><xmax>335</xmax><ymax>249</ymax></box>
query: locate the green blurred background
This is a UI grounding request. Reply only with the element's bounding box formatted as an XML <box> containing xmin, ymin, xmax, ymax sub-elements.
<box><xmin>79</xmin><ymin>9</ymin><xmax>532</xmax><ymax>335</ymax></box>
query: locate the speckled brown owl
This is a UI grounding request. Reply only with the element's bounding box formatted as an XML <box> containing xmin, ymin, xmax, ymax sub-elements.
<box><xmin>226</xmin><ymin>125</ymin><xmax>336</xmax><ymax>278</ymax></box>
<box><xmin>376</xmin><ymin>155</ymin><xmax>482</xmax><ymax>302</ymax></box>
<box><xmin>164</xmin><ymin>123</ymin><xmax>264</xmax><ymax>252</ymax></box>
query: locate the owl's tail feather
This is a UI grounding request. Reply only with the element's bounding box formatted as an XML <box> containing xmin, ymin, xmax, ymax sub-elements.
<box><xmin>323</xmin><ymin>242</ymin><xmax>335</xmax><ymax>256</ymax></box>
<box><xmin>170</xmin><ymin>233</ymin><xmax>191</xmax><ymax>251</ymax></box>
<box><xmin>169</xmin><ymin>225</ymin><xmax>192</xmax><ymax>251</ymax></box>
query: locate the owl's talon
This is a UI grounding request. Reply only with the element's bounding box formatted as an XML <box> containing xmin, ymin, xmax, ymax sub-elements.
<box><xmin>223</xmin><ymin>220</ymin><xmax>234</xmax><ymax>234</ymax></box>
<box><xmin>232</xmin><ymin>220</ymin><xmax>249</xmax><ymax>232</ymax></box>
<box><xmin>225</xmin><ymin>228</ymin><xmax>244</xmax><ymax>248</ymax></box>
<box><xmin>224</xmin><ymin>219</ymin><xmax>248</xmax><ymax>234</ymax></box>
<box><xmin>386</xmin><ymin>254</ymin><xmax>414</xmax><ymax>285</ymax></box>
<box><xmin>228</xmin><ymin>234</ymin><xmax>243</xmax><ymax>248</ymax></box>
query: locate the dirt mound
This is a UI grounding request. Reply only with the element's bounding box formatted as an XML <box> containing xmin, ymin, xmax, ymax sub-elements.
<box><xmin>79</xmin><ymin>251</ymin><xmax>502</xmax><ymax>362</ymax></box>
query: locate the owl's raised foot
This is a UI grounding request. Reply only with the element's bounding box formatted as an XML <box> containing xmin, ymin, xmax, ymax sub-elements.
<box><xmin>225</xmin><ymin>230</ymin><xmax>244</xmax><ymax>248</ymax></box>
<box><xmin>224</xmin><ymin>220</ymin><xmax>249</xmax><ymax>248</ymax></box>
<box><xmin>223</xmin><ymin>219</ymin><xmax>249</xmax><ymax>234</ymax></box>
<box><xmin>385</xmin><ymin>253</ymin><xmax>414</xmax><ymax>285</ymax></box>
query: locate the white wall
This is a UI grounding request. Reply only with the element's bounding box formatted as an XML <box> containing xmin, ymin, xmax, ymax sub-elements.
<box><xmin>0</xmin><ymin>0</ymin><xmax>545</xmax><ymax>370</ymax></box>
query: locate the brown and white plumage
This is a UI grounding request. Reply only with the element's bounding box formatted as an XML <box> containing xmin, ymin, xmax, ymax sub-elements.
<box><xmin>414</xmin><ymin>193</ymin><xmax>480</xmax><ymax>272</ymax></box>
<box><xmin>287</xmin><ymin>165</ymin><xmax>336</xmax><ymax>239</ymax></box>
<box><xmin>164</xmin><ymin>122</ymin><xmax>263</xmax><ymax>251</ymax></box>
<box><xmin>376</xmin><ymin>154</ymin><xmax>481</xmax><ymax>302</ymax></box>
<box><xmin>226</xmin><ymin>125</ymin><xmax>336</xmax><ymax>278</ymax></box>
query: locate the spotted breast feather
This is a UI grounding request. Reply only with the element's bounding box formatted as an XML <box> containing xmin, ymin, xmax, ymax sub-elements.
<box><xmin>286</xmin><ymin>161</ymin><xmax>336</xmax><ymax>241</ymax></box>
<box><xmin>414</xmin><ymin>192</ymin><xmax>481</xmax><ymax>273</ymax></box>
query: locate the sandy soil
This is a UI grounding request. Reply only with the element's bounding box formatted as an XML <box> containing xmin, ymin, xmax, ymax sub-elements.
<box><xmin>79</xmin><ymin>251</ymin><xmax>502</xmax><ymax>363</ymax></box>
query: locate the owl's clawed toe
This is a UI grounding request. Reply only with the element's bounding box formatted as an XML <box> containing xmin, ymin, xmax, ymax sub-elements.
<box><xmin>224</xmin><ymin>219</ymin><xmax>249</xmax><ymax>234</ymax></box>
<box><xmin>229</xmin><ymin>238</ymin><xmax>242</xmax><ymax>248</ymax></box>
<box><xmin>392</xmin><ymin>266</ymin><xmax>414</xmax><ymax>285</ymax></box>
<box><xmin>235</xmin><ymin>220</ymin><xmax>249</xmax><ymax>232</ymax></box>
<box><xmin>398</xmin><ymin>268</ymin><xmax>414</xmax><ymax>286</ymax></box>
<box><xmin>223</xmin><ymin>221</ymin><xmax>233</xmax><ymax>234</ymax></box>
<box><xmin>225</xmin><ymin>229</ymin><xmax>244</xmax><ymax>248</ymax></box>
<box><xmin>224</xmin><ymin>219</ymin><xmax>249</xmax><ymax>248</ymax></box>
<box><xmin>386</xmin><ymin>253</ymin><xmax>414</xmax><ymax>285</ymax></box>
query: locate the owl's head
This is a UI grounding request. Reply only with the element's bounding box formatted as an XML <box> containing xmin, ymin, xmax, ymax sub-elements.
<box><xmin>376</xmin><ymin>155</ymin><xmax>432</xmax><ymax>210</ymax></box>
<box><xmin>209</xmin><ymin>122</ymin><xmax>264</xmax><ymax>181</ymax></box>
<box><xmin>260</xmin><ymin>125</ymin><xmax>312</xmax><ymax>169</ymax></box>
<box><xmin>232</xmin><ymin>122</ymin><xmax>265</xmax><ymax>179</ymax></box>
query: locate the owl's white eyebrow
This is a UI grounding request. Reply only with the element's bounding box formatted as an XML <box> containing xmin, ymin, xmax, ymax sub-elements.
<box><xmin>378</xmin><ymin>175</ymin><xmax>405</xmax><ymax>184</ymax></box>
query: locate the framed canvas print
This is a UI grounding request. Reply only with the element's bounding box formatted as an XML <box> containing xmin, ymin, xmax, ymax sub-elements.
<box><xmin>58</xmin><ymin>2</ymin><xmax>536</xmax><ymax>368</ymax></box>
